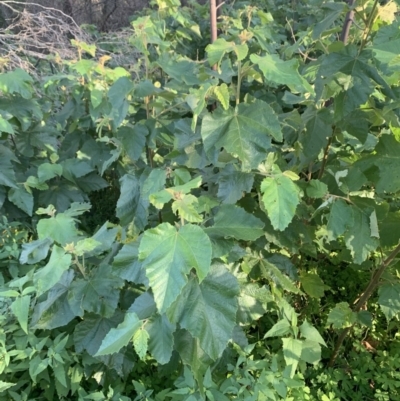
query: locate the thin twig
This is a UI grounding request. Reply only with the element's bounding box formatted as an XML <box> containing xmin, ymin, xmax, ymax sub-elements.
<box><xmin>328</xmin><ymin>242</ymin><xmax>400</xmax><ymax>367</ymax></box>
<box><xmin>286</xmin><ymin>18</ymin><xmax>317</xmax><ymax>62</ymax></box>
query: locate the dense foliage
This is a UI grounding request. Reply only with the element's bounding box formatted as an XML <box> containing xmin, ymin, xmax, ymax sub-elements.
<box><xmin>1</xmin><ymin>0</ymin><xmax>400</xmax><ymax>399</ymax></box>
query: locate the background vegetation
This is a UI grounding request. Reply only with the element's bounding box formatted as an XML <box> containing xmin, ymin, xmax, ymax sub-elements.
<box><xmin>1</xmin><ymin>0</ymin><xmax>400</xmax><ymax>400</ymax></box>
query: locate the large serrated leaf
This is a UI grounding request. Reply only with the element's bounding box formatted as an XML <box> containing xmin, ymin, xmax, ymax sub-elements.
<box><xmin>261</xmin><ymin>175</ymin><xmax>301</xmax><ymax>231</ymax></box>
<box><xmin>147</xmin><ymin>314</ymin><xmax>176</xmax><ymax>364</ymax></box>
<box><xmin>327</xmin><ymin>199</ymin><xmax>354</xmax><ymax>241</ymax></box>
<box><xmin>206</xmin><ymin>38</ymin><xmax>248</xmax><ymax>67</ymax></box>
<box><xmin>344</xmin><ymin>207</ymin><xmax>379</xmax><ymax>264</ymax></box>
<box><xmin>37</xmin><ymin>213</ymin><xmax>80</xmax><ymax>246</ymax></box>
<box><xmin>217</xmin><ymin>165</ymin><xmax>254</xmax><ymax>204</ymax></box>
<box><xmin>68</xmin><ymin>265</ymin><xmax>123</xmax><ymax>317</ymax></box>
<box><xmin>378</xmin><ymin>283</ymin><xmax>400</xmax><ymax>321</ymax></box>
<box><xmin>201</xmin><ymin>100</ymin><xmax>281</xmax><ymax>170</ymax></box>
<box><xmin>8</xmin><ymin>186</ymin><xmax>33</xmax><ymax>216</ymax></box>
<box><xmin>167</xmin><ymin>264</ymin><xmax>238</xmax><ymax>360</ymax></box>
<box><xmin>31</xmin><ymin>270</ymin><xmax>78</xmax><ymax>330</ymax></box>
<box><xmin>139</xmin><ymin>223</ymin><xmax>212</xmax><ymax>313</ymax></box>
<box><xmin>250</xmin><ymin>54</ymin><xmax>311</xmax><ymax>92</ymax></box>
<box><xmin>117</xmin><ymin>169</ymin><xmax>166</xmax><ymax>229</ymax></box>
<box><xmin>74</xmin><ymin>313</ymin><xmax>124</xmax><ymax>356</ymax></box>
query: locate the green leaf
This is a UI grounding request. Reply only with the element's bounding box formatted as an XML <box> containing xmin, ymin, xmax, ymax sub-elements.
<box><xmin>68</xmin><ymin>265</ymin><xmax>123</xmax><ymax>317</ymax></box>
<box><xmin>282</xmin><ymin>338</ymin><xmax>303</xmax><ymax>378</ymax></box>
<box><xmin>73</xmin><ymin>238</ymin><xmax>102</xmax><ymax>256</ymax></box>
<box><xmin>250</xmin><ymin>54</ymin><xmax>311</xmax><ymax>92</ymax></box>
<box><xmin>90</xmin><ymin>88</ymin><xmax>103</xmax><ymax>109</ymax></box>
<box><xmin>157</xmin><ymin>54</ymin><xmax>201</xmax><ymax>85</ymax></box>
<box><xmin>299</xmin><ymin>108</ymin><xmax>332</xmax><ymax>162</ymax></box>
<box><xmin>128</xmin><ymin>292</ymin><xmax>156</xmax><ymax>319</ymax></box>
<box><xmin>214</xmin><ymin>83</ymin><xmax>230</xmax><ymax>110</ymax></box>
<box><xmin>312</xmin><ymin>4</ymin><xmax>345</xmax><ymax>39</ymax></box>
<box><xmin>20</xmin><ymin>238</ymin><xmax>53</xmax><ymax>265</ymax></box>
<box><xmin>378</xmin><ymin>283</ymin><xmax>400</xmax><ymax>321</ymax></box>
<box><xmin>139</xmin><ymin>223</ymin><xmax>212</xmax><ymax>313</ymax></box>
<box><xmin>95</xmin><ymin>312</ymin><xmax>141</xmax><ymax>356</ymax></box>
<box><xmin>317</xmin><ymin>47</ymin><xmax>392</xmax><ymax>111</ymax></box>
<box><xmin>0</xmin><ymin>116</ymin><xmax>14</xmax><ymax>134</ymax></box>
<box><xmin>167</xmin><ymin>264</ymin><xmax>238</xmax><ymax>360</ymax></box>
<box><xmin>33</xmin><ymin>246</ymin><xmax>71</xmax><ymax>297</ymax></box>
<box><xmin>201</xmin><ymin>100</ymin><xmax>281</xmax><ymax>170</ymax></box>
<box><xmin>206</xmin><ymin>38</ymin><xmax>248</xmax><ymax>67</ymax></box>
<box><xmin>31</xmin><ymin>270</ymin><xmax>78</xmax><ymax>330</ymax></box>
<box><xmin>116</xmin><ymin>169</ymin><xmax>166</xmax><ymax>229</ymax></box>
<box><xmin>264</xmin><ymin>318</ymin><xmax>291</xmax><ymax>338</ymax></box>
<box><xmin>8</xmin><ymin>186</ymin><xmax>34</xmax><ymax>216</ymax></box>
<box><xmin>327</xmin><ymin>302</ymin><xmax>356</xmax><ymax>329</ymax></box>
<box><xmin>0</xmin><ymin>381</ymin><xmax>15</xmax><ymax>393</ymax></box>
<box><xmin>260</xmin><ymin>259</ymin><xmax>301</xmax><ymax>294</ymax></box>
<box><xmin>74</xmin><ymin>313</ymin><xmax>122</xmax><ymax>356</ymax></box>
<box><xmin>370</xmin><ymin>135</ymin><xmax>400</xmax><ymax>194</ymax></box>
<box><xmin>147</xmin><ymin>314</ymin><xmax>176</xmax><ymax>364</ymax></box>
<box><xmin>112</xmin><ymin>241</ymin><xmax>147</xmax><ymax>284</ymax></box>
<box><xmin>261</xmin><ymin>174</ymin><xmax>301</xmax><ymax>231</ymax></box>
<box><xmin>150</xmin><ymin>176</ymin><xmax>202</xmax><ymax>209</ymax></box>
<box><xmin>373</xmin><ymin>20</ymin><xmax>400</xmax><ymax>70</ymax></box>
<box><xmin>300</xmin><ymin>320</ymin><xmax>326</xmax><ymax>346</ymax></box>
<box><xmin>217</xmin><ymin>165</ymin><xmax>254</xmax><ymax>204</ymax></box>
<box><xmin>205</xmin><ymin>205</ymin><xmax>264</xmax><ymax>241</ymax></box>
<box><xmin>300</xmin><ymin>273</ymin><xmax>326</xmax><ymax>299</ymax></box>
<box><xmin>37</xmin><ymin>213</ymin><xmax>80</xmax><ymax>246</ymax></box>
<box><xmin>64</xmin><ymin>202</ymin><xmax>92</xmax><ymax>217</ymax></box>
<box><xmin>133</xmin><ymin>328</ymin><xmax>149</xmax><ymax>360</ymax></box>
<box><xmin>327</xmin><ymin>199</ymin><xmax>354</xmax><ymax>241</ymax></box>
<box><xmin>10</xmin><ymin>295</ymin><xmax>30</xmax><ymax>334</ymax></box>
<box><xmin>306</xmin><ymin>180</ymin><xmax>328</xmax><ymax>198</ymax></box>
<box><xmin>172</xmin><ymin>194</ymin><xmax>203</xmax><ymax>223</ymax></box>
<box><xmin>379</xmin><ymin>211</ymin><xmax>400</xmax><ymax>248</ymax></box>
<box><xmin>29</xmin><ymin>355</ymin><xmax>49</xmax><ymax>382</ymax></box>
<box><xmin>118</xmin><ymin>125</ymin><xmax>147</xmax><ymax>162</ymax></box>
<box><xmin>300</xmin><ymin>340</ymin><xmax>321</xmax><ymax>365</ymax></box>
<box><xmin>108</xmin><ymin>77</ymin><xmax>134</xmax><ymax>128</ymax></box>
<box><xmin>237</xmin><ymin>284</ymin><xmax>270</xmax><ymax>324</ymax></box>
<box><xmin>38</xmin><ymin>163</ymin><xmax>63</xmax><ymax>182</ymax></box>
<box><xmin>174</xmin><ymin>329</ymin><xmax>214</xmax><ymax>381</ymax></box>
<box><xmin>0</xmin><ymin>68</ymin><xmax>33</xmax><ymax>98</ymax></box>
<box><xmin>344</xmin><ymin>207</ymin><xmax>379</xmax><ymax>264</ymax></box>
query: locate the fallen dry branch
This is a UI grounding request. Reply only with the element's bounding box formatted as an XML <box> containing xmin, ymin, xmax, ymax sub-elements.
<box><xmin>0</xmin><ymin>1</ymin><xmax>90</xmax><ymax>73</ymax></box>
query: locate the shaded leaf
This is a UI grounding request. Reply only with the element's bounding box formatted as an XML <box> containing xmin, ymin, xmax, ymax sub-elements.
<box><xmin>167</xmin><ymin>264</ymin><xmax>238</xmax><ymax>360</ymax></box>
<box><xmin>205</xmin><ymin>205</ymin><xmax>264</xmax><ymax>241</ymax></box>
<box><xmin>147</xmin><ymin>314</ymin><xmax>176</xmax><ymax>364</ymax></box>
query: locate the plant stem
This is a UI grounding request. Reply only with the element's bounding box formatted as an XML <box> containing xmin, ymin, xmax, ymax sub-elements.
<box><xmin>340</xmin><ymin>0</ymin><xmax>356</xmax><ymax>44</ymax></box>
<box><xmin>210</xmin><ymin>0</ymin><xmax>218</xmax><ymax>73</ymax></box>
<box><xmin>359</xmin><ymin>0</ymin><xmax>379</xmax><ymax>53</ymax></box>
<box><xmin>328</xmin><ymin>242</ymin><xmax>400</xmax><ymax>367</ymax></box>
<box><xmin>210</xmin><ymin>0</ymin><xmax>218</xmax><ymax>44</ymax></box>
<box><xmin>236</xmin><ymin>60</ymin><xmax>242</xmax><ymax>105</ymax></box>
<box><xmin>317</xmin><ymin>135</ymin><xmax>333</xmax><ymax>180</ymax></box>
